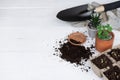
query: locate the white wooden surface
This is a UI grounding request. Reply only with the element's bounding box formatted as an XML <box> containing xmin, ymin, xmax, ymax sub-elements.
<box><xmin>0</xmin><ymin>0</ymin><xmax>119</xmax><ymax>80</ymax></box>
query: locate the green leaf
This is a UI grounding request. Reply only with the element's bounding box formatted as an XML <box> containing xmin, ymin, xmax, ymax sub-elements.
<box><xmin>97</xmin><ymin>24</ymin><xmax>113</xmax><ymax>40</ymax></box>
<box><xmin>90</xmin><ymin>13</ymin><xmax>101</xmax><ymax>28</ymax></box>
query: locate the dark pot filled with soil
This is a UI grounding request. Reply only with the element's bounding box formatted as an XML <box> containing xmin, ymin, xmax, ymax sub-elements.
<box><xmin>107</xmin><ymin>48</ymin><xmax>120</xmax><ymax>61</ymax></box>
<box><xmin>103</xmin><ymin>66</ymin><xmax>120</xmax><ymax>80</ymax></box>
<box><xmin>91</xmin><ymin>54</ymin><xmax>113</xmax><ymax>77</ymax></box>
<box><xmin>91</xmin><ymin>54</ymin><xmax>112</xmax><ymax>69</ymax></box>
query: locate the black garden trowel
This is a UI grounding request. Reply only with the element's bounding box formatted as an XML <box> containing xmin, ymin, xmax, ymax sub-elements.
<box><xmin>57</xmin><ymin>1</ymin><xmax>120</xmax><ymax>21</ymax></box>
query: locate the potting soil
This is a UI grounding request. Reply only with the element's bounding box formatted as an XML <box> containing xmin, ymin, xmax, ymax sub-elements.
<box><xmin>54</xmin><ymin>38</ymin><xmax>95</xmax><ymax>72</ymax></box>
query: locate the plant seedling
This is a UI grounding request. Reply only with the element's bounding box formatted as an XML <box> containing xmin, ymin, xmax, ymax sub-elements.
<box><xmin>89</xmin><ymin>13</ymin><xmax>101</xmax><ymax>28</ymax></box>
<box><xmin>97</xmin><ymin>24</ymin><xmax>112</xmax><ymax>40</ymax></box>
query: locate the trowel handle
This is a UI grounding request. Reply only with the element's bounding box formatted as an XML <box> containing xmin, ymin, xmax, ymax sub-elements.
<box><xmin>104</xmin><ymin>0</ymin><xmax>120</xmax><ymax>11</ymax></box>
<box><xmin>94</xmin><ymin>1</ymin><xmax>120</xmax><ymax>12</ymax></box>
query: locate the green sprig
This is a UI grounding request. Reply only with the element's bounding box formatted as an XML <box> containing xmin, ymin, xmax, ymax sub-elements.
<box><xmin>90</xmin><ymin>13</ymin><xmax>101</xmax><ymax>28</ymax></box>
<box><xmin>97</xmin><ymin>24</ymin><xmax>112</xmax><ymax>40</ymax></box>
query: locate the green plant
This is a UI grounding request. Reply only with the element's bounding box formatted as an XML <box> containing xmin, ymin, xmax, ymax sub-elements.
<box><xmin>97</xmin><ymin>24</ymin><xmax>112</xmax><ymax>40</ymax></box>
<box><xmin>89</xmin><ymin>13</ymin><xmax>101</xmax><ymax>28</ymax></box>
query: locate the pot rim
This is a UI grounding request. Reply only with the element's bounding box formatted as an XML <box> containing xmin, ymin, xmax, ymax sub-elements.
<box><xmin>96</xmin><ymin>32</ymin><xmax>114</xmax><ymax>41</ymax></box>
<box><xmin>88</xmin><ymin>22</ymin><xmax>97</xmax><ymax>30</ymax></box>
<box><xmin>68</xmin><ymin>32</ymin><xmax>86</xmax><ymax>46</ymax></box>
<box><xmin>88</xmin><ymin>25</ymin><xmax>97</xmax><ymax>31</ymax></box>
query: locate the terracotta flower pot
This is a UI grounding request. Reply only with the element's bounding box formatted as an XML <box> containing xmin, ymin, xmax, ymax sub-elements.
<box><xmin>95</xmin><ymin>32</ymin><xmax>114</xmax><ymax>52</ymax></box>
<box><xmin>68</xmin><ymin>32</ymin><xmax>86</xmax><ymax>46</ymax></box>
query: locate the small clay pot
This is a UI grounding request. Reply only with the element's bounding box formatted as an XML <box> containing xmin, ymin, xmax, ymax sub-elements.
<box><xmin>95</xmin><ymin>32</ymin><xmax>114</xmax><ymax>52</ymax></box>
<box><xmin>68</xmin><ymin>32</ymin><xmax>86</xmax><ymax>46</ymax></box>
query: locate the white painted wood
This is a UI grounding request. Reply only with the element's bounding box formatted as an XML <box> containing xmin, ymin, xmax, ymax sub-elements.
<box><xmin>0</xmin><ymin>0</ymin><xmax>119</xmax><ymax>80</ymax></box>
